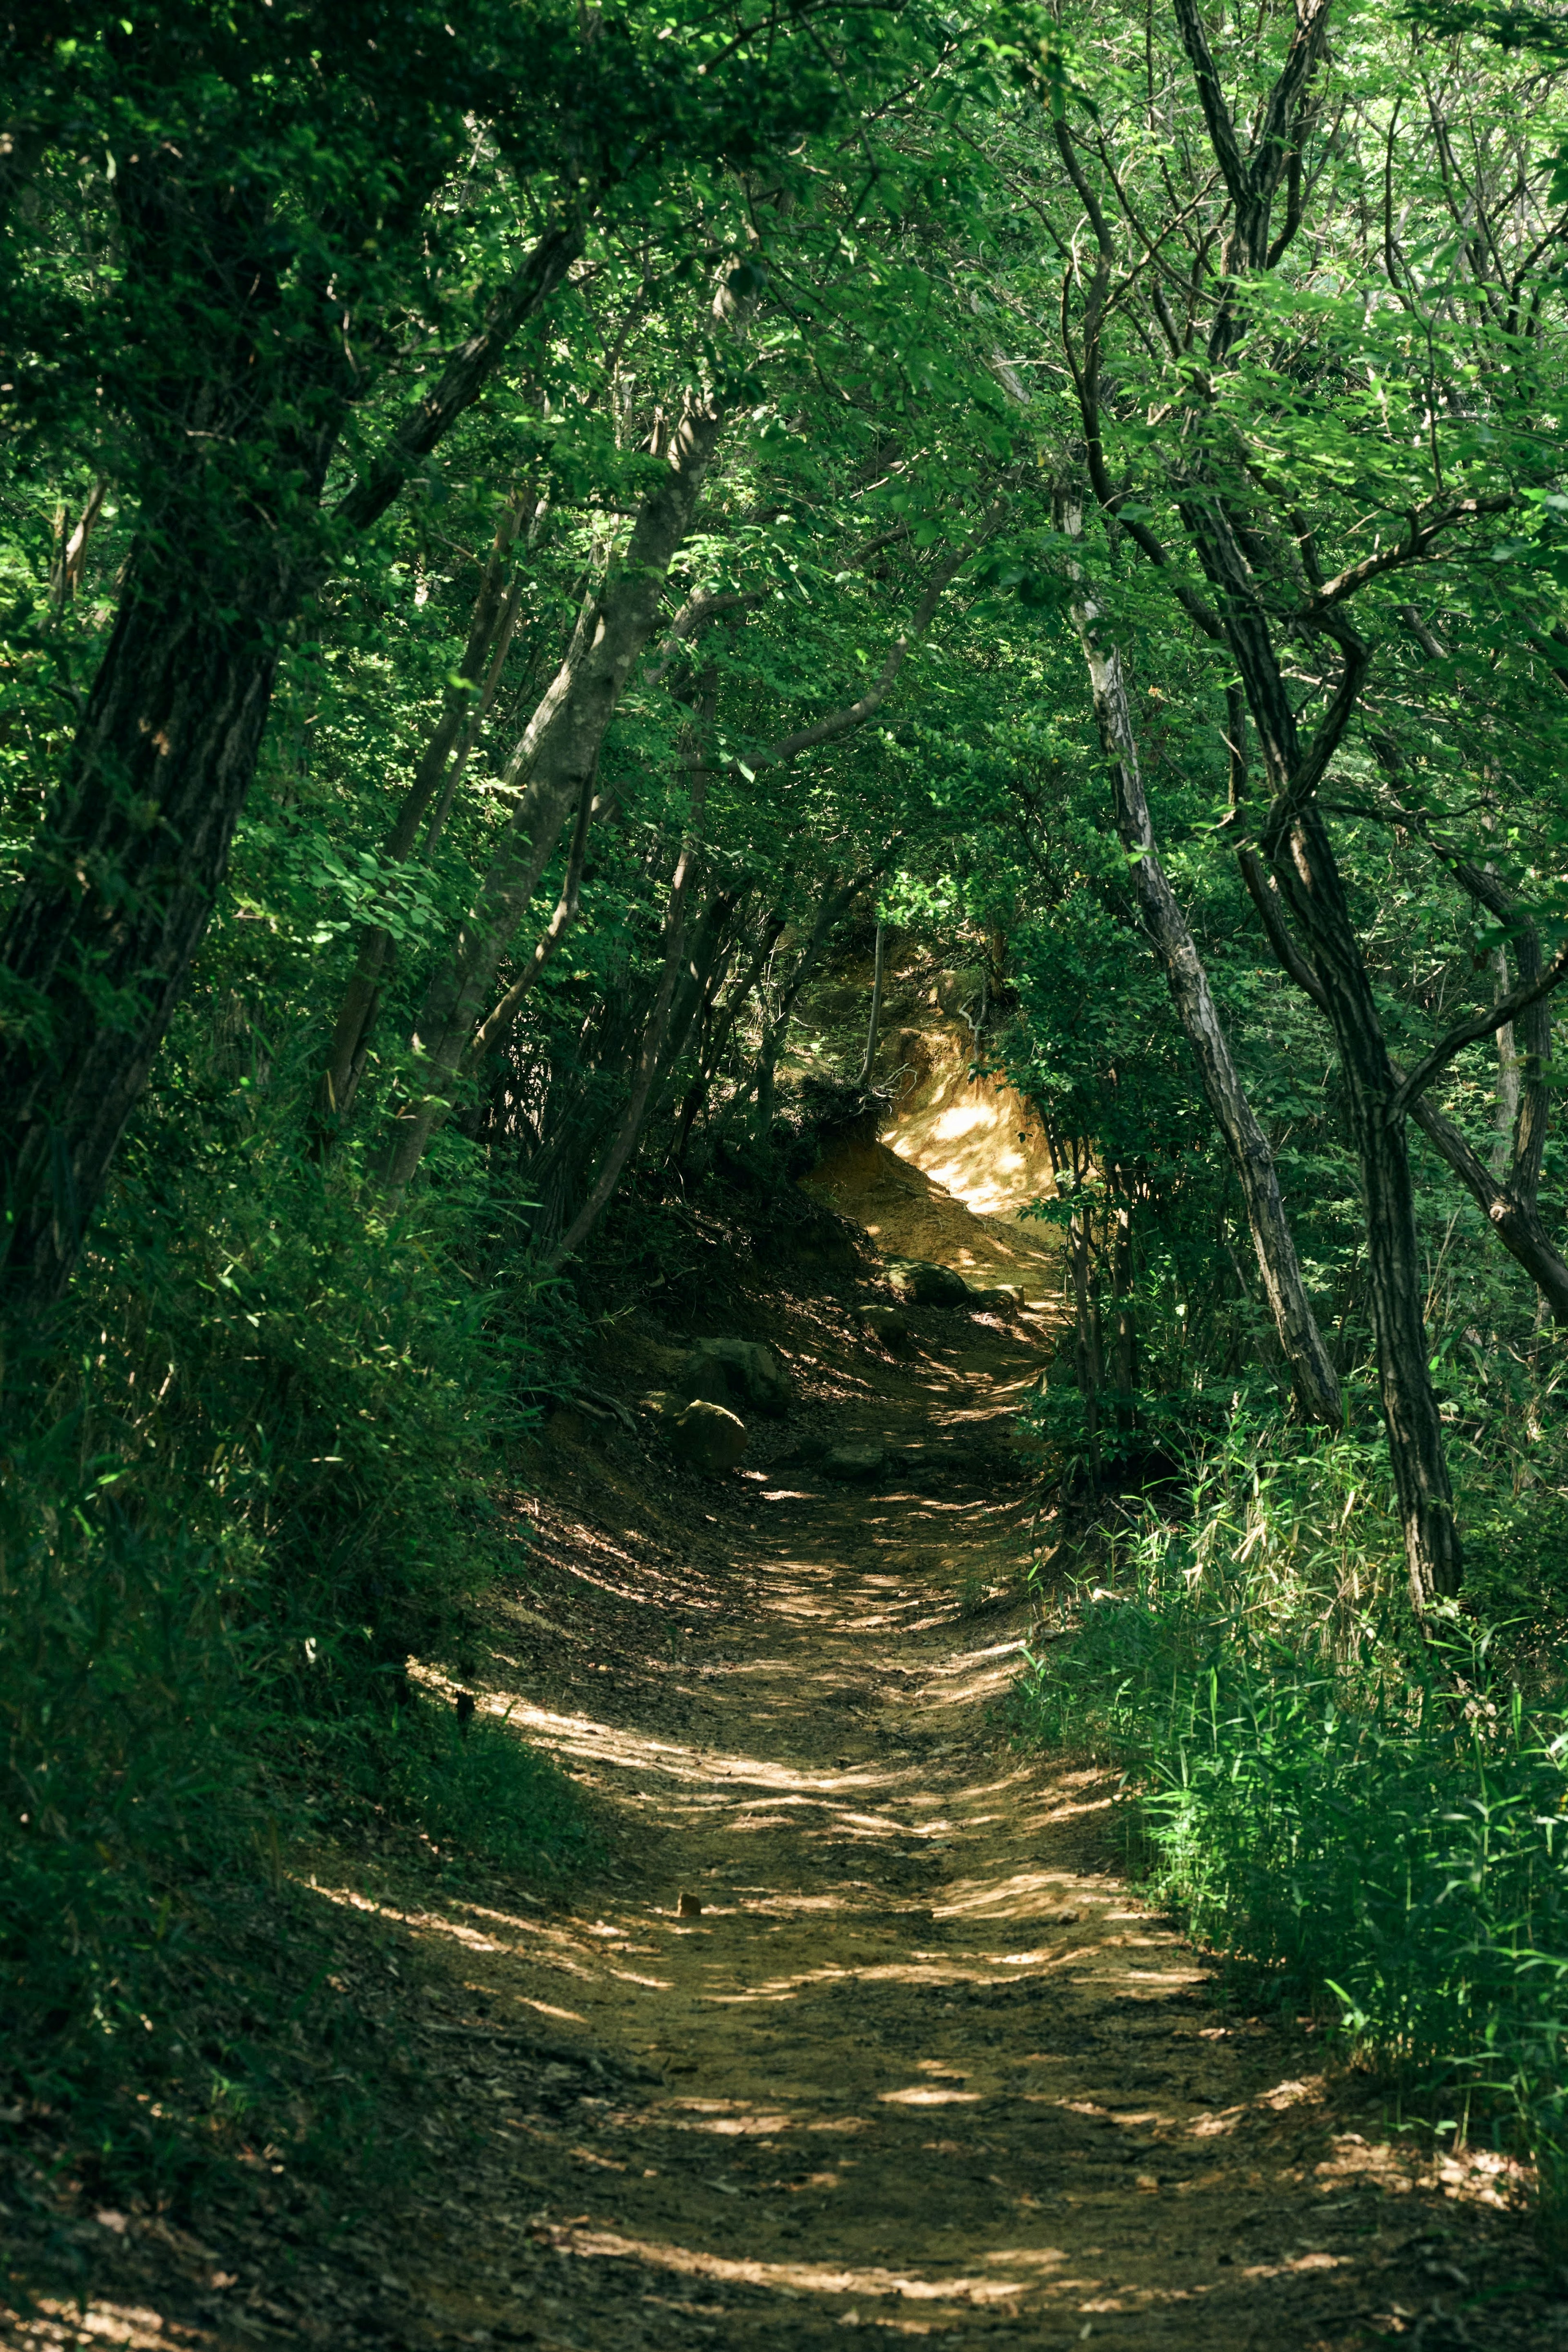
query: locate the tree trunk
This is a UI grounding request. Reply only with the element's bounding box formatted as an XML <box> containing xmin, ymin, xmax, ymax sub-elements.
<box><xmin>0</xmin><ymin>169</ymin><xmax>581</xmax><ymax>1310</ymax></box>
<box><xmin>1490</xmin><ymin>943</ymin><xmax>1521</xmax><ymax>1179</ymax></box>
<box><xmin>858</xmin><ymin>919</ymin><xmax>886</xmax><ymax>1086</ymax></box>
<box><xmin>1171</xmin><ymin>488</ymin><xmax>1462</xmax><ymax>1615</ymax></box>
<box><xmin>316</xmin><ymin>494</ymin><xmax>534</xmax><ymax>1129</ymax></box>
<box><xmin>0</xmin><ymin>428</ymin><xmax>335</xmax><ymax>1310</ymax></box>
<box><xmin>670</xmin><ymin>907</ymin><xmax>787</xmax><ymax>1166</ymax></box>
<box><xmin>1407</xmin><ymin>1093</ymin><xmax>1568</xmax><ymax>1323</ymax></box>
<box><xmin>649</xmin><ymin>889</ymin><xmax>742</xmax><ymax>1111</ymax></box>
<box><xmin>1243</xmin><ymin>845</ymin><xmax>1568</xmax><ymax>1328</ymax></box>
<box><xmin>382</xmin><ymin>388</ymin><xmax>729</xmax><ymax>1191</ymax></box>
<box><xmin>542</xmin><ymin>784</ymin><xmax>707</xmax><ymax>1271</ymax></box>
<box><xmin>1067</xmin><ymin>571</ymin><xmax>1341</xmax><ymax>1427</ymax></box>
<box><xmin>1259</xmin><ymin>798</ymin><xmax>1463</xmax><ymax>1616</ymax></box>
<box><xmin>738</xmin><ymin>872</ymin><xmax>865</xmax><ymax>1141</ymax></box>
<box><xmin>1111</xmin><ymin>1196</ymin><xmax>1136</xmax><ymax>1424</ymax></box>
<box><xmin>464</xmin><ymin>772</ymin><xmax>607</xmax><ymax>1070</ymax></box>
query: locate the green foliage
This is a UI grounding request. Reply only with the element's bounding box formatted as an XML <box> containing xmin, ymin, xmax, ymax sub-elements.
<box><xmin>8</xmin><ymin>0</ymin><xmax>1568</xmax><ymax>2257</ymax></box>
<box><xmin>380</xmin><ymin>1704</ymin><xmax>600</xmax><ymax>1880</ymax></box>
<box><xmin>0</xmin><ymin>1067</ymin><xmax>592</xmax><ymax>2205</ymax></box>
<box><xmin>1017</xmin><ymin>1403</ymin><xmax>1568</xmax><ymax>2236</ymax></box>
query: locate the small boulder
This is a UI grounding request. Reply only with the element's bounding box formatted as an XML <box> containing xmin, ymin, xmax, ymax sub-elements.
<box><xmin>823</xmin><ymin>1438</ymin><xmax>886</xmax><ymax>1482</ymax></box>
<box><xmin>885</xmin><ymin>1259</ymin><xmax>970</xmax><ymax>1309</ymax></box>
<box><xmin>675</xmin><ymin>1338</ymin><xmax>792</xmax><ymax>1418</ymax></box>
<box><xmin>667</xmin><ymin>1398</ymin><xmax>748</xmax><ymax>1474</ymax></box>
<box><xmin>861</xmin><ymin>1305</ymin><xmax>912</xmax><ymax>1351</ymax></box>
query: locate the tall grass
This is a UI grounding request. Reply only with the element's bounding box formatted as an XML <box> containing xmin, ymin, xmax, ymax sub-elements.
<box><xmin>1017</xmin><ymin>1402</ymin><xmax>1568</xmax><ymax>2238</ymax></box>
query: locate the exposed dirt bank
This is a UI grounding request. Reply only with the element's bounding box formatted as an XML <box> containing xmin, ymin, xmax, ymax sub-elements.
<box><xmin>804</xmin><ymin>1137</ymin><xmax>1059</xmax><ymax>1301</ymax></box>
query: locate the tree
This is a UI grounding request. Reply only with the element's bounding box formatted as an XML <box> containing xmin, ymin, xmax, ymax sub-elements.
<box><xmin>0</xmin><ymin>0</ymin><xmax>848</xmax><ymax>1312</ymax></box>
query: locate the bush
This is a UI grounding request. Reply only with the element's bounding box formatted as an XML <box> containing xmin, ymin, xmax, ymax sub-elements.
<box><xmin>1016</xmin><ymin>1411</ymin><xmax>1568</xmax><ymax>2241</ymax></box>
<box><xmin>0</xmin><ymin>1108</ymin><xmax>590</xmax><ymax>2212</ymax></box>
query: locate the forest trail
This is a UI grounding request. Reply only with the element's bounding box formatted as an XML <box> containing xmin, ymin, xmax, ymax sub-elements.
<box><xmin>11</xmin><ymin>1159</ymin><xmax>1538</xmax><ymax>2352</ymax></box>
<box><xmin>355</xmin><ymin>1269</ymin><xmax>1524</xmax><ymax>2352</ymax></box>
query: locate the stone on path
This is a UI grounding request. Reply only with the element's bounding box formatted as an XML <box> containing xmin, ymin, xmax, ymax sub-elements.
<box><xmin>860</xmin><ymin>1305</ymin><xmax>912</xmax><ymax>1351</ymax></box>
<box><xmin>676</xmin><ymin>1338</ymin><xmax>792</xmax><ymax>1417</ymax></box>
<box><xmin>665</xmin><ymin>1397</ymin><xmax>748</xmax><ymax>1473</ymax></box>
<box><xmin>823</xmin><ymin>1438</ymin><xmax>886</xmax><ymax>1482</ymax></box>
<box><xmin>884</xmin><ymin>1258</ymin><xmax>969</xmax><ymax>1308</ymax></box>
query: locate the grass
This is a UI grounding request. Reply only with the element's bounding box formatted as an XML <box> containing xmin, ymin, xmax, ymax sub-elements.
<box><xmin>1015</xmin><ymin>1408</ymin><xmax>1568</xmax><ymax>2244</ymax></box>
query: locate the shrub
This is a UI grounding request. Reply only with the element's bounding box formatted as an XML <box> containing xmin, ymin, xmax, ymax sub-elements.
<box><xmin>1017</xmin><ymin>1411</ymin><xmax>1568</xmax><ymax>2241</ymax></box>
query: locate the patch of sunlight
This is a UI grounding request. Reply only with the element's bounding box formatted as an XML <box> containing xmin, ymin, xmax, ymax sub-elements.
<box><xmin>1241</xmin><ymin>2254</ymin><xmax>1350</xmax><ymax>2279</ymax></box>
<box><xmin>305</xmin><ymin>1879</ymin><xmax>505</xmax><ymax>1953</ymax></box>
<box><xmin>981</xmin><ymin>2248</ymin><xmax>1073</xmax><ymax>2271</ymax></box>
<box><xmin>1314</xmin><ymin>2134</ymin><xmax>1525</xmax><ymax>2209</ymax></box>
<box><xmin>933</xmin><ymin>1867</ymin><xmax>1084</xmax><ymax>1919</ymax></box>
<box><xmin>541</xmin><ymin>2222</ymin><xmax>1053</xmax><ymax>2305</ymax></box>
<box><xmin>879</xmin><ymin>2086</ymin><xmax>983</xmax><ymax>2106</ymax></box>
<box><xmin>657</xmin><ymin>2109</ymin><xmax>798</xmax><ymax>2136</ymax></box>
<box><xmin>7</xmin><ymin>2300</ymin><xmax>208</xmax><ymax>2348</ymax></box>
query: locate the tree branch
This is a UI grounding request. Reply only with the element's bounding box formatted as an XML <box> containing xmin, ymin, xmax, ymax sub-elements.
<box><xmin>1388</xmin><ymin>937</ymin><xmax>1568</xmax><ymax>1118</ymax></box>
<box><xmin>1301</xmin><ymin>495</ymin><xmax>1515</xmax><ymax>618</ymax></box>
<box><xmin>334</xmin><ymin>212</ymin><xmax>585</xmax><ymax>537</ymax></box>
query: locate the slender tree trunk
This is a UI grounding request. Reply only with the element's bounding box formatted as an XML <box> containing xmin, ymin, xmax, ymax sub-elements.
<box><xmin>1407</xmin><ymin>1095</ymin><xmax>1568</xmax><ymax>1322</ymax></box>
<box><xmin>1256</xmin><ymin>796</ymin><xmax>1462</xmax><ymax>1614</ymax></box>
<box><xmin>670</xmin><ymin>908</ymin><xmax>787</xmax><ymax>1165</ymax></box>
<box><xmin>542</xmin><ymin>783</ymin><xmax>707</xmax><ymax>1271</ymax></box>
<box><xmin>649</xmin><ymin>889</ymin><xmax>741</xmax><ymax>1110</ymax></box>
<box><xmin>465</xmin><ymin>772</ymin><xmax>607</xmax><ymax>1069</ymax></box>
<box><xmin>737</xmin><ymin>872</ymin><xmax>865</xmax><ymax>1140</ymax></box>
<box><xmin>1069</xmin><ymin>1173</ymin><xmax>1101</xmax><ymax>1499</ymax></box>
<box><xmin>49</xmin><ymin>478</ymin><xmax>108</xmax><ymax>606</ymax></box>
<box><xmin>1067</xmin><ymin>562</ymin><xmax>1341</xmax><ymax>1427</ymax></box>
<box><xmin>1112</xmin><ymin>1195</ymin><xmax>1136</xmax><ymax>1424</ymax></box>
<box><xmin>382</xmin><ymin>388</ymin><xmax>730</xmax><ymax>1192</ymax></box>
<box><xmin>858</xmin><ymin>919</ymin><xmax>886</xmax><ymax>1086</ymax></box>
<box><xmin>317</xmin><ymin>493</ymin><xmax>534</xmax><ymax>1128</ymax></box>
<box><xmin>1490</xmin><ymin>943</ymin><xmax>1521</xmax><ymax>1179</ymax></box>
<box><xmin>1243</xmin><ymin>846</ymin><xmax>1568</xmax><ymax>1326</ymax></box>
<box><xmin>1170</xmin><ymin>482</ymin><xmax>1461</xmax><ymax>1614</ymax></box>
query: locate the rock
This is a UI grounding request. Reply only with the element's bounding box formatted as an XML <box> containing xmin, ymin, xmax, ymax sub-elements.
<box><xmin>970</xmin><ymin>1284</ymin><xmax>1024</xmax><ymax>1315</ymax></box>
<box><xmin>666</xmin><ymin>1398</ymin><xmax>748</xmax><ymax>1473</ymax></box>
<box><xmin>860</xmin><ymin>1305</ymin><xmax>912</xmax><ymax>1351</ymax></box>
<box><xmin>884</xmin><ymin>1258</ymin><xmax>970</xmax><ymax>1308</ymax></box>
<box><xmin>823</xmin><ymin>1438</ymin><xmax>886</xmax><ymax>1482</ymax></box>
<box><xmin>675</xmin><ymin>1338</ymin><xmax>792</xmax><ymax>1418</ymax></box>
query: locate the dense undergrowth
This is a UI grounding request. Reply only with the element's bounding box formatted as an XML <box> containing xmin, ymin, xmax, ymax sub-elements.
<box><xmin>1018</xmin><ymin>1395</ymin><xmax>1568</xmax><ymax>2242</ymax></box>
<box><xmin>0</xmin><ymin>1095</ymin><xmax>596</xmax><ymax>2228</ymax></box>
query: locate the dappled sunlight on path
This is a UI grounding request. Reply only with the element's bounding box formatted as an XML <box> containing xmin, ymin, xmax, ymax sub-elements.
<box><xmin>21</xmin><ymin>1285</ymin><xmax>1538</xmax><ymax>2350</ymax></box>
<box><xmin>345</xmin><ymin>1307</ymin><xmax>1536</xmax><ymax>2351</ymax></box>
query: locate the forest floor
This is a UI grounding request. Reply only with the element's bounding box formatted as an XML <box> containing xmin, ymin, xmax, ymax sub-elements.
<box><xmin>8</xmin><ymin>1150</ymin><xmax>1565</xmax><ymax>2352</ymax></box>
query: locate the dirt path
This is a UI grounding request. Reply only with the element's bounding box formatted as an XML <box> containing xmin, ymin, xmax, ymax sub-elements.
<box><xmin>372</xmin><ymin>1303</ymin><xmax>1542</xmax><ymax>2352</ymax></box>
<box><xmin>11</xmin><ymin>1241</ymin><xmax>1553</xmax><ymax>2352</ymax></box>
